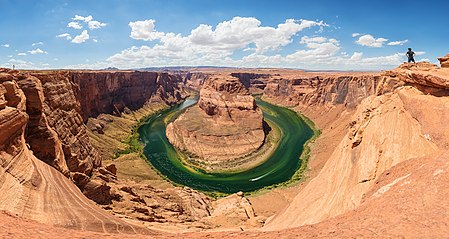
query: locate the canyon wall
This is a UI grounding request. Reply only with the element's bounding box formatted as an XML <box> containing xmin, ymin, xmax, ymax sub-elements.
<box><xmin>0</xmin><ymin>68</ymin><xmax>189</xmax><ymax>229</ymax></box>
<box><xmin>264</xmin><ymin>62</ymin><xmax>449</xmax><ymax>230</ymax></box>
<box><xmin>0</xmin><ymin>69</ymin><xmax>154</xmax><ymax>234</ymax></box>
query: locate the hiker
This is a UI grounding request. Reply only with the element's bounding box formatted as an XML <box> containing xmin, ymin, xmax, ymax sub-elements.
<box><xmin>406</xmin><ymin>48</ymin><xmax>416</xmax><ymax>63</ymax></box>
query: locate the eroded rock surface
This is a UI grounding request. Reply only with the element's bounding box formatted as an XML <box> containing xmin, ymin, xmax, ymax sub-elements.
<box><xmin>438</xmin><ymin>54</ymin><xmax>449</xmax><ymax>68</ymax></box>
<box><xmin>166</xmin><ymin>75</ymin><xmax>265</xmax><ymax>162</ymax></box>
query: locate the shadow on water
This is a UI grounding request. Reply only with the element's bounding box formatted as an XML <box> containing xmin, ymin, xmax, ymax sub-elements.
<box><xmin>139</xmin><ymin>98</ymin><xmax>314</xmax><ymax>194</ymax></box>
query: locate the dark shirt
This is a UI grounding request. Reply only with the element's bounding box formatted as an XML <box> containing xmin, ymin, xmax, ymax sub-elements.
<box><xmin>406</xmin><ymin>50</ymin><xmax>415</xmax><ymax>59</ymax></box>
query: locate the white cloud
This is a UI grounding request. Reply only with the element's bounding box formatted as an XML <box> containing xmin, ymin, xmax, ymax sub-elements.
<box><xmin>387</xmin><ymin>40</ymin><xmax>408</xmax><ymax>46</ymax></box>
<box><xmin>352</xmin><ymin>33</ymin><xmax>361</xmax><ymax>37</ymax></box>
<box><xmin>355</xmin><ymin>34</ymin><xmax>388</xmax><ymax>47</ymax></box>
<box><xmin>3</xmin><ymin>58</ymin><xmax>35</xmax><ymax>69</ymax></box>
<box><xmin>188</xmin><ymin>17</ymin><xmax>327</xmax><ymax>53</ymax></box>
<box><xmin>2</xmin><ymin>44</ymin><xmax>10</xmax><ymax>48</ymax></box>
<box><xmin>28</xmin><ymin>48</ymin><xmax>48</xmax><ymax>54</ymax></box>
<box><xmin>127</xmin><ymin>17</ymin><xmax>327</xmax><ymax>58</ymax></box>
<box><xmin>129</xmin><ymin>19</ymin><xmax>163</xmax><ymax>41</ymax></box>
<box><xmin>17</xmin><ymin>53</ymin><xmax>27</xmax><ymax>56</ymax></box>
<box><xmin>88</xmin><ymin>20</ymin><xmax>106</xmax><ymax>29</ymax></box>
<box><xmin>420</xmin><ymin>58</ymin><xmax>430</xmax><ymax>62</ymax></box>
<box><xmin>72</xmin><ymin>30</ymin><xmax>89</xmax><ymax>44</ymax></box>
<box><xmin>56</xmin><ymin>33</ymin><xmax>72</xmax><ymax>40</ymax></box>
<box><xmin>300</xmin><ymin>36</ymin><xmax>327</xmax><ymax>44</ymax></box>
<box><xmin>70</xmin><ymin>15</ymin><xmax>106</xmax><ymax>30</ymax></box>
<box><xmin>32</xmin><ymin>42</ymin><xmax>44</xmax><ymax>46</ymax></box>
<box><xmin>67</xmin><ymin>21</ymin><xmax>83</xmax><ymax>29</ymax></box>
<box><xmin>415</xmin><ymin>51</ymin><xmax>426</xmax><ymax>56</ymax></box>
<box><xmin>73</xmin><ymin>15</ymin><xmax>93</xmax><ymax>22</ymax></box>
<box><xmin>350</xmin><ymin>52</ymin><xmax>363</xmax><ymax>61</ymax></box>
<box><xmin>66</xmin><ymin>17</ymin><xmax>408</xmax><ymax>71</ymax></box>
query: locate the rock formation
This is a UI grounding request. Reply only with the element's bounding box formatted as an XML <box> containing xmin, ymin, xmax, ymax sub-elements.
<box><xmin>438</xmin><ymin>54</ymin><xmax>449</xmax><ymax>68</ymax></box>
<box><xmin>264</xmin><ymin>61</ymin><xmax>449</xmax><ymax>230</ymax></box>
<box><xmin>2</xmin><ymin>54</ymin><xmax>449</xmax><ymax>237</ymax></box>
<box><xmin>166</xmin><ymin>75</ymin><xmax>265</xmax><ymax>162</ymax></box>
<box><xmin>0</xmin><ymin>68</ymin><xmax>189</xmax><ymax>230</ymax></box>
<box><xmin>0</xmin><ymin>69</ymin><xmax>151</xmax><ymax>234</ymax></box>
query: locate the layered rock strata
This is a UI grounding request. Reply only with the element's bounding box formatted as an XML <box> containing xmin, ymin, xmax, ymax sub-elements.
<box><xmin>0</xmin><ymin>68</ymin><xmax>189</xmax><ymax>229</ymax></box>
<box><xmin>438</xmin><ymin>54</ymin><xmax>449</xmax><ymax>68</ymax></box>
<box><xmin>265</xmin><ymin>61</ymin><xmax>449</xmax><ymax>230</ymax></box>
<box><xmin>0</xmin><ymin>69</ymin><xmax>151</xmax><ymax>234</ymax></box>
<box><xmin>166</xmin><ymin>75</ymin><xmax>265</xmax><ymax>162</ymax></box>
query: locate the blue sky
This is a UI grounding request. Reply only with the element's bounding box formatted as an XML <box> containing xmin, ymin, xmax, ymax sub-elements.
<box><xmin>0</xmin><ymin>0</ymin><xmax>448</xmax><ymax>70</ymax></box>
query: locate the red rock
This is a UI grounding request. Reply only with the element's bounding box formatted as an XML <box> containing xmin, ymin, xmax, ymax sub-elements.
<box><xmin>166</xmin><ymin>75</ymin><xmax>265</xmax><ymax>162</ymax></box>
<box><xmin>438</xmin><ymin>54</ymin><xmax>449</xmax><ymax>68</ymax></box>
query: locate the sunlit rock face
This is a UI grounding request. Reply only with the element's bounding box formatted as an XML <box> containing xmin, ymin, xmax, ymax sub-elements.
<box><xmin>166</xmin><ymin>75</ymin><xmax>265</xmax><ymax>162</ymax></box>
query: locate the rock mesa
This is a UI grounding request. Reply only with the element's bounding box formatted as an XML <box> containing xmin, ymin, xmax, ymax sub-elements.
<box><xmin>166</xmin><ymin>75</ymin><xmax>265</xmax><ymax>162</ymax></box>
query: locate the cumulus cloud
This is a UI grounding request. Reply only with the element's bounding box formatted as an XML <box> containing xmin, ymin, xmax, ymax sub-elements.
<box><xmin>387</xmin><ymin>40</ymin><xmax>409</xmax><ymax>46</ymax></box>
<box><xmin>355</xmin><ymin>34</ymin><xmax>388</xmax><ymax>47</ymax></box>
<box><xmin>56</xmin><ymin>33</ymin><xmax>72</xmax><ymax>40</ymax></box>
<box><xmin>3</xmin><ymin>58</ymin><xmax>35</xmax><ymax>69</ymax></box>
<box><xmin>32</xmin><ymin>42</ymin><xmax>43</xmax><ymax>46</ymax></box>
<box><xmin>189</xmin><ymin>17</ymin><xmax>328</xmax><ymax>53</ymax></box>
<box><xmin>57</xmin><ymin>15</ymin><xmax>105</xmax><ymax>43</ymax></box>
<box><xmin>72</xmin><ymin>15</ymin><xmax>93</xmax><ymax>22</ymax></box>
<box><xmin>352</xmin><ymin>33</ymin><xmax>361</xmax><ymax>37</ymax></box>
<box><xmin>72</xmin><ymin>30</ymin><xmax>90</xmax><ymax>44</ymax></box>
<box><xmin>88</xmin><ymin>20</ymin><xmax>106</xmax><ymax>29</ymax></box>
<box><xmin>1</xmin><ymin>44</ymin><xmax>10</xmax><ymax>48</ymax></box>
<box><xmin>350</xmin><ymin>52</ymin><xmax>363</xmax><ymax>61</ymax></box>
<box><xmin>70</xmin><ymin>15</ymin><xmax>106</xmax><ymax>29</ymax></box>
<box><xmin>67</xmin><ymin>21</ymin><xmax>83</xmax><ymax>29</ymax></box>
<box><xmin>67</xmin><ymin>17</ymin><xmax>405</xmax><ymax>71</ymax></box>
<box><xmin>128</xmin><ymin>17</ymin><xmax>326</xmax><ymax>54</ymax></box>
<box><xmin>129</xmin><ymin>19</ymin><xmax>164</xmax><ymax>41</ymax></box>
<box><xmin>28</xmin><ymin>48</ymin><xmax>48</xmax><ymax>54</ymax></box>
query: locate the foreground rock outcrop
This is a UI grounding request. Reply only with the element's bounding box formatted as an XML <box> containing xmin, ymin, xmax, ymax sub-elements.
<box><xmin>0</xmin><ymin>69</ymin><xmax>152</xmax><ymax>234</ymax></box>
<box><xmin>439</xmin><ymin>54</ymin><xmax>449</xmax><ymax>68</ymax></box>
<box><xmin>0</xmin><ymin>68</ymin><xmax>189</xmax><ymax>230</ymax></box>
<box><xmin>166</xmin><ymin>75</ymin><xmax>265</xmax><ymax>162</ymax></box>
<box><xmin>264</xmin><ymin>61</ymin><xmax>449</xmax><ymax>230</ymax></box>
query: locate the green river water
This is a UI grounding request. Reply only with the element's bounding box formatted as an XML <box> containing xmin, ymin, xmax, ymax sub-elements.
<box><xmin>139</xmin><ymin>98</ymin><xmax>314</xmax><ymax>194</ymax></box>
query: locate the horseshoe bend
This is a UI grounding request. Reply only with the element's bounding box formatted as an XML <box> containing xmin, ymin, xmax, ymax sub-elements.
<box><xmin>166</xmin><ymin>75</ymin><xmax>269</xmax><ymax>172</ymax></box>
<box><xmin>2</xmin><ymin>2</ymin><xmax>449</xmax><ymax>237</ymax></box>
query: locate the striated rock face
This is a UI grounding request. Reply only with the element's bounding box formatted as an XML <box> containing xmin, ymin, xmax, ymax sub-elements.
<box><xmin>0</xmin><ymin>69</ymin><xmax>151</xmax><ymax>234</ymax></box>
<box><xmin>71</xmin><ymin>71</ymin><xmax>187</xmax><ymax>121</ymax></box>
<box><xmin>0</xmin><ymin>68</ymin><xmax>190</xmax><ymax>228</ymax></box>
<box><xmin>265</xmin><ymin>62</ymin><xmax>449</xmax><ymax>230</ymax></box>
<box><xmin>438</xmin><ymin>54</ymin><xmax>449</xmax><ymax>68</ymax></box>
<box><xmin>166</xmin><ymin>75</ymin><xmax>265</xmax><ymax>162</ymax></box>
<box><xmin>263</xmin><ymin>74</ymin><xmax>382</xmax><ymax>109</ymax></box>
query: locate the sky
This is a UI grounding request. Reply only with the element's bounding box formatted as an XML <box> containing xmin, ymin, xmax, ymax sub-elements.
<box><xmin>0</xmin><ymin>0</ymin><xmax>448</xmax><ymax>70</ymax></box>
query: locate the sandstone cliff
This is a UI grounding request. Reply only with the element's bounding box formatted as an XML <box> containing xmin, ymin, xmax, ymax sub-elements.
<box><xmin>264</xmin><ymin>62</ymin><xmax>449</xmax><ymax>230</ymax></box>
<box><xmin>166</xmin><ymin>75</ymin><xmax>265</xmax><ymax>162</ymax></box>
<box><xmin>0</xmin><ymin>69</ymin><xmax>152</xmax><ymax>234</ymax></box>
<box><xmin>0</xmin><ymin>68</ymin><xmax>190</xmax><ymax>229</ymax></box>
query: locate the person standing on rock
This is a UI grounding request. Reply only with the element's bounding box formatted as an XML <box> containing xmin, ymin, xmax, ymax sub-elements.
<box><xmin>406</xmin><ymin>48</ymin><xmax>416</xmax><ymax>63</ymax></box>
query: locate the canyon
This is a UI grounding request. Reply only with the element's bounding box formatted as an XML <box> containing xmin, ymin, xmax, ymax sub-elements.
<box><xmin>1</xmin><ymin>55</ymin><xmax>449</xmax><ymax>238</ymax></box>
<box><xmin>166</xmin><ymin>75</ymin><xmax>267</xmax><ymax>170</ymax></box>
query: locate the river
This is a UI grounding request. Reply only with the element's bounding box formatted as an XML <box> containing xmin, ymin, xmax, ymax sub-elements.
<box><xmin>139</xmin><ymin>98</ymin><xmax>314</xmax><ymax>194</ymax></box>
